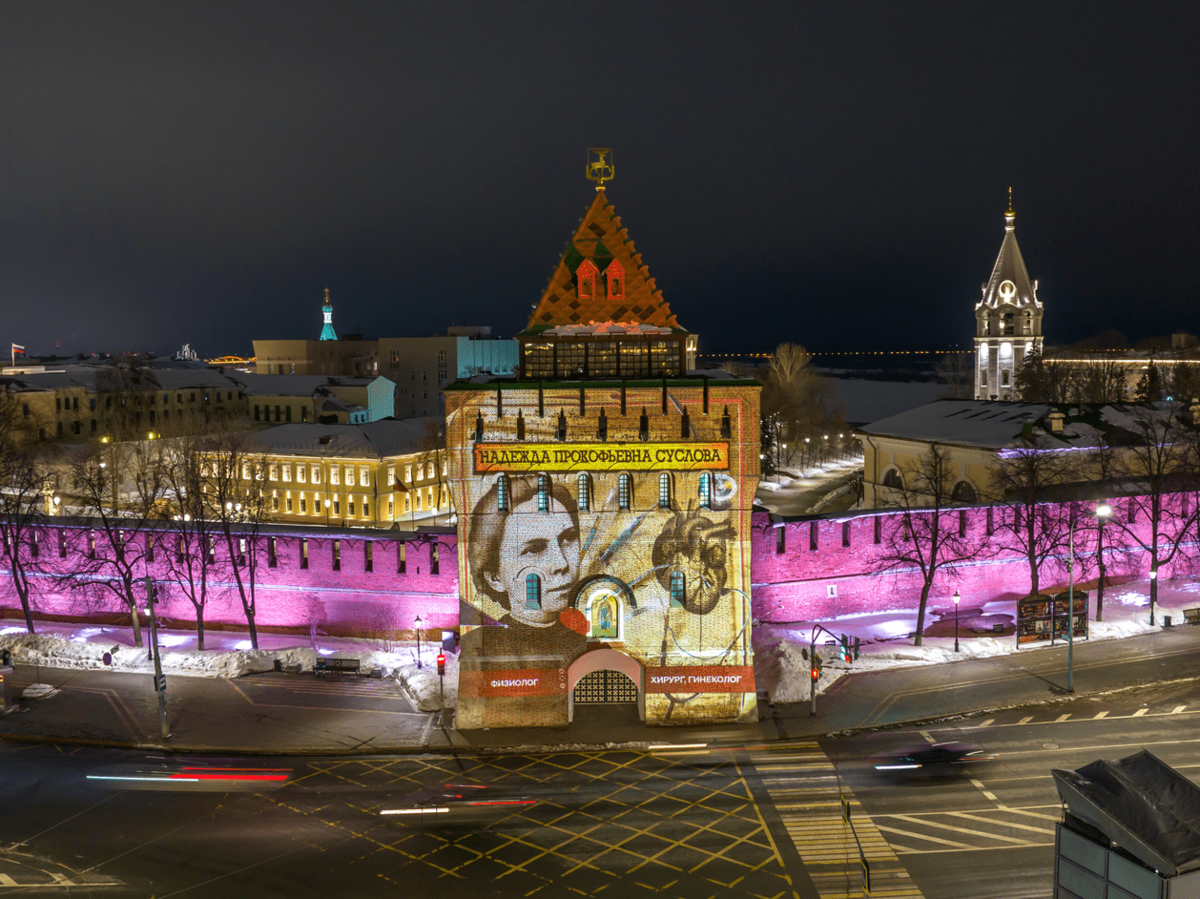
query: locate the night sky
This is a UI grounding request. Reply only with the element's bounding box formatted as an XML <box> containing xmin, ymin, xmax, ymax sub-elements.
<box><xmin>2</xmin><ymin>3</ymin><xmax>1197</xmax><ymax>359</ymax></box>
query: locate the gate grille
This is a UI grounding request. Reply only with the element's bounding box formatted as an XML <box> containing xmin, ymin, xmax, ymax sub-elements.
<box><xmin>573</xmin><ymin>669</ymin><xmax>638</xmax><ymax>703</ymax></box>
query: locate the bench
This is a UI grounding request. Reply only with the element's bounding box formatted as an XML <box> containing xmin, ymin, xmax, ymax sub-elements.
<box><xmin>1183</xmin><ymin>608</ymin><xmax>1200</xmax><ymax>624</ymax></box>
<box><xmin>315</xmin><ymin>657</ymin><xmax>360</xmax><ymax>676</ymax></box>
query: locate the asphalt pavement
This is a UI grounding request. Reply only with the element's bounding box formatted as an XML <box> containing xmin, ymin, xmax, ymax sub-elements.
<box><xmin>2</xmin><ymin>623</ymin><xmax>1198</xmax><ymax>755</ymax></box>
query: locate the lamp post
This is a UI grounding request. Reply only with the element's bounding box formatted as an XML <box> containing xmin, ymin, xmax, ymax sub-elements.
<box><xmin>1095</xmin><ymin>503</ymin><xmax>1111</xmax><ymax>622</ymax></box>
<box><xmin>953</xmin><ymin>591</ymin><xmax>960</xmax><ymax>652</ymax></box>
<box><xmin>142</xmin><ymin>575</ymin><xmax>169</xmax><ymax>740</ymax></box>
<box><xmin>1149</xmin><ymin>567</ymin><xmax>1158</xmax><ymax>626</ymax></box>
<box><xmin>324</xmin><ymin>498</ymin><xmax>331</xmax><ymax>528</ymax></box>
<box><xmin>414</xmin><ymin>615</ymin><xmax>423</xmax><ymax>669</ymax></box>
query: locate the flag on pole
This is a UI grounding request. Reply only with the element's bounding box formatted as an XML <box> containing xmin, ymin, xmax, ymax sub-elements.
<box><xmin>11</xmin><ymin>344</ymin><xmax>24</xmax><ymax>354</ymax></box>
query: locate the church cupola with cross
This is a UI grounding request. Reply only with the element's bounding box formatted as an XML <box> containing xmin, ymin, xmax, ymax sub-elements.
<box><xmin>974</xmin><ymin>190</ymin><xmax>1043</xmax><ymax>400</ymax></box>
<box><xmin>518</xmin><ymin>151</ymin><xmax>696</xmax><ymax>379</ymax></box>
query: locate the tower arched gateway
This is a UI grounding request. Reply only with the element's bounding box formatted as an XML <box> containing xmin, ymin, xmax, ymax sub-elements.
<box><xmin>974</xmin><ymin>191</ymin><xmax>1043</xmax><ymax>400</ymax></box>
<box><xmin>446</xmin><ymin>151</ymin><xmax>761</xmax><ymax>729</ymax></box>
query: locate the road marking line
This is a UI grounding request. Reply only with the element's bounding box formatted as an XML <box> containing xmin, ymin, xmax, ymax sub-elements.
<box><xmin>968</xmin><ymin>778</ymin><xmax>999</xmax><ymax>801</ymax></box>
<box><xmin>1173</xmin><ymin>705</ymin><xmax>1187</xmax><ymax>714</ymax></box>
<box><xmin>886</xmin><ymin>815</ymin><xmax>1032</xmax><ymax>844</ymax></box>
<box><xmin>1017</xmin><ymin>716</ymin><xmax>1033</xmax><ymax>725</ymax></box>
<box><xmin>999</xmin><ymin>807</ymin><xmax>1063</xmax><ymax>821</ymax></box>
<box><xmin>918</xmin><ymin>730</ymin><xmax>936</xmax><ymax>744</ymax></box>
<box><xmin>875</xmin><ymin>824</ymin><xmax>973</xmax><ymax>848</ymax></box>
<box><xmin>1094</xmin><ymin>711</ymin><xmax>1109</xmax><ymax>719</ymax></box>
<box><xmin>1133</xmin><ymin>708</ymin><xmax>1149</xmax><ymax>717</ymax></box>
<box><xmin>946</xmin><ymin>812</ymin><xmax>1056</xmax><ymax>835</ymax></box>
<box><xmin>0</xmin><ymin>874</ymin><xmax>17</xmax><ymax>886</ymax></box>
<box><xmin>1055</xmin><ymin>714</ymin><xmax>1071</xmax><ymax>722</ymax></box>
<box><xmin>977</xmin><ymin>718</ymin><xmax>994</xmax><ymax>728</ymax></box>
<box><xmin>895</xmin><ymin>842</ymin><xmax>1055</xmax><ymax>855</ymax></box>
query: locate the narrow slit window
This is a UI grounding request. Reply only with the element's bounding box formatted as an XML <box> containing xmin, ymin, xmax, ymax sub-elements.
<box><xmin>525</xmin><ymin>573</ymin><xmax>541</xmax><ymax>609</ymax></box>
<box><xmin>669</xmin><ymin>571</ymin><xmax>685</xmax><ymax>608</ymax></box>
<box><xmin>577</xmin><ymin>473</ymin><xmax>590</xmax><ymax>511</ymax></box>
<box><xmin>618</xmin><ymin>473</ymin><xmax>632</xmax><ymax>511</ymax></box>
<box><xmin>658</xmin><ymin>473</ymin><xmax>671</xmax><ymax>509</ymax></box>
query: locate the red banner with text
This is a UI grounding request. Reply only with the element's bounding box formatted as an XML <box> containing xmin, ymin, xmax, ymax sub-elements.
<box><xmin>459</xmin><ymin>668</ymin><xmax>568</xmax><ymax>698</ymax></box>
<box><xmin>644</xmin><ymin>666</ymin><xmax>754</xmax><ymax>694</ymax></box>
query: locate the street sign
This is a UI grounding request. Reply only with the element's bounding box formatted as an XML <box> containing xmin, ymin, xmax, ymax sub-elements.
<box><xmin>841</xmin><ymin>795</ymin><xmax>851</xmax><ymax>822</ymax></box>
<box><xmin>861</xmin><ymin>857</ymin><xmax>871</xmax><ymax>894</ymax></box>
<box><xmin>154</xmin><ymin>674</ymin><xmax>166</xmax><ymax>694</ymax></box>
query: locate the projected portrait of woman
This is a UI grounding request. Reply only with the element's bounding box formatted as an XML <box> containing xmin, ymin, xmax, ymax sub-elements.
<box><xmin>463</xmin><ymin>475</ymin><xmax>588</xmax><ymax>659</ymax></box>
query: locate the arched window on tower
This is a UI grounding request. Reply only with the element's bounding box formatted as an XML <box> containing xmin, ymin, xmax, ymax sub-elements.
<box><xmin>537</xmin><ymin>473</ymin><xmax>550</xmax><ymax>511</ymax></box>
<box><xmin>658</xmin><ymin>472</ymin><xmax>671</xmax><ymax>509</ymax></box>
<box><xmin>576</xmin><ymin>259</ymin><xmax>599</xmax><ymax>300</ymax></box>
<box><xmin>882</xmin><ymin>468</ymin><xmax>904</xmax><ymax>490</ymax></box>
<box><xmin>698</xmin><ymin>472</ymin><xmax>712</xmax><ymax>509</ymax></box>
<box><xmin>618</xmin><ymin>473</ymin><xmax>632</xmax><ymax>510</ymax></box>
<box><xmin>577</xmin><ymin>473</ymin><xmax>591</xmax><ymax>511</ymax></box>
<box><xmin>525</xmin><ymin>573</ymin><xmax>541</xmax><ymax>610</ymax></box>
<box><xmin>1024</xmin><ymin>311</ymin><xmax>1033</xmax><ymax>335</ymax></box>
<box><xmin>496</xmin><ymin>475</ymin><xmax>510</xmax><ymax>512</ymax></box>
<box><xmin>605</xmin><ymin>260</ymin><xmax>625</xmax><ymax>300</ymax></box>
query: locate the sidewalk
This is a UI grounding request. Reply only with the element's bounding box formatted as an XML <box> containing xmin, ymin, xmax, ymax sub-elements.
<box><xmin>3</xmin><ymin>623</ymin><xmax>1198</xmax><ymax>755</ymax></box>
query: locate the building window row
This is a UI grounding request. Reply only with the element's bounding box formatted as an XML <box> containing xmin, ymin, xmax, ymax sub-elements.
<box><xmin>495</xmin><ymin>472</ymin><xmax>713</xmax><ymax>513</ymax></box>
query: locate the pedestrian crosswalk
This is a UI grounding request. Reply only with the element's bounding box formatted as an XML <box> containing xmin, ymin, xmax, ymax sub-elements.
<box><xmin>748</xmin><ymin>741</ymin><xmax>924</xmax><ymax>899</ymax></box>
<box><xmin>869</xmin><ymin>804</ymin><xmax>1059</xmax><ymax>854</ymax></box>
<box><xmin>960</xmin><ymin>702</ymin><xmax>1193</xmax><ymax>731</ymax></box>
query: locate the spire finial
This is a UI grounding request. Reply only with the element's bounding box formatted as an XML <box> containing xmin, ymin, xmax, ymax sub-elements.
<box><xmin>1007</xmin><ymin>186</ymin><xmax>1014</xmax><ymax>216</ymax></box>
<box><xmin>323</xmin><ymin>287</ymin><xmax>330</xmax><ymax>305</ymax></box>
<box><xmin>586</xmin><ymin>148</ymin><xmax>614</xmax><ymax>190</ymax></box>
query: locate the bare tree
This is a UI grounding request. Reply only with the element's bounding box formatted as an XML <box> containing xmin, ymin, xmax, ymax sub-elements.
<box><xmin>990</xmin><ymin>435</ymin><xmax>1078</xmax><ymax>596</ymax></box>
<box><xmin>66</xmin><ymin>437</ymin><xmax>171</xmax><ymax>647</ymax></box>
<box><xmin>1107</xmin><ymin>404</ymin><xmax>1200</xmax><ymax>623</ymax></box>
<box><xmin>760</xmin><ymin>343</ymin><xmax>843</xmax><ymax>468</ymax></box>
<box><xmin>0</xmin><ymin>390</ymin><xmax>52</xmax><ymax>632</ymax></box>
<box><xmin>934</xmin><ymin>352</ymin><xmax>973</xmax><ymax>400</ymax></box>
<box><xmin>205</xmin><ymin>429</ymin><xmax>269</xmax><ymax>648</ymax></box>
<box><xmin>873</xmin><ymin>444</ymin><xmax>990</xmax><ymax>645</ymax></box>
<box><xmin>159</xmin><ymin>435</ymin><xmax>223</xmax><ymax>650</ymax></box>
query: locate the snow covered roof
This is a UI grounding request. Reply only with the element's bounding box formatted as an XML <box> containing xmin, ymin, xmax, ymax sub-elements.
<box><xmin>858</xmin><ymin>399</ymin><xmax>1190</xmax><ymax>453</ymax></box>
<box><xmin>856</xmin><ymin>399</ymin><xmax>1051</xmax><ymax>449</ymax></box>
<box><xmin>228</xmin><ymin>373</ymin><xmax>382</xmax><ymax>396</ymax></box>
<box><xmin>246</xmin><ymin>419</ymin><xmax>434</xmax><ymax>458</ymax></box>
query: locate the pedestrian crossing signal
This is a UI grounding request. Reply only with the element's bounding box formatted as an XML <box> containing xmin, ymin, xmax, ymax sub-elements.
<box><xmin>436</xmin><ymin>653</ymin><xmax>446</xmax><ymax>676</ymax></box>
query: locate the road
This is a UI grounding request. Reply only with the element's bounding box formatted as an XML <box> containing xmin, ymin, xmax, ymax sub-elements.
<box><xmin>1</xmin><ymin>679</ymin><xmax>1197</xmax><ymax>898</ymax></box>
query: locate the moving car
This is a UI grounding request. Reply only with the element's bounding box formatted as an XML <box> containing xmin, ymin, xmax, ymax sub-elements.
<box><xmin>380</xmin><ymin>783</ymin><xmax>537</xmax><ymax>825</ymax></box>
<box><xmin>872</xmin><ymin>741</ymin><xmax>996</xmax><ymax>776</ymax></box>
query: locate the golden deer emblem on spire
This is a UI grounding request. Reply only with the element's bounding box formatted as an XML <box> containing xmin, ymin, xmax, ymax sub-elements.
<box><xmin>586</xmin><ymin>148</ymin><xmax>615</xmax><ymax>189</ymax></box>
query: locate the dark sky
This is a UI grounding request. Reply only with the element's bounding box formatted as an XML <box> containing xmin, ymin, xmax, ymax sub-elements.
<box><xmin>2</xmin><ymin>2</ymin><xmax>1197</xmax><ymax>358</ymax></box>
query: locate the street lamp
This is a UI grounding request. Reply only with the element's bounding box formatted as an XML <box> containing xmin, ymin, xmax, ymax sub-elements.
<box><xmin>414</xmin><ymin>615</ymin><xmax>423</xmax><ymax>669</ymax></box>
<box><xmin>1095</xmin><ymin>503</ymin><xmax>1111</xmax><ymax>622</ymax></box>
<box><xmin>324</xmin><ymin>498</ymin><xmax>331</xmax><ymax>528</ymax></box>
<box><xmin>1149</xmin><ymin>567</ymin><xmax>1158</xmax><ymax>626</ymax></box>
<box><xmin>952</xmin><ymin>591</ymin><xmax>960</xmax><ymax>653</ymax></box>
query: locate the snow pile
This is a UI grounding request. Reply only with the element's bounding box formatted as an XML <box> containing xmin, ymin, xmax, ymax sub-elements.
<box><xmin>393</xmin><ymin>656</ymin><xmax>459</xmax><ymax>711</ymax></box>
<box><xmin>0</xmin><ymin>632</ymin><xmax>320</xmax><ymax>679</ymax></box>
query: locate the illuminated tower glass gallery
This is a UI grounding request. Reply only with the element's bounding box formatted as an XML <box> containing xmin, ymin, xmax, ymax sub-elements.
<box><xmin>445</xmin><ymin>151</ymin><xmax>762</xmax><ymax>729</ymax></box>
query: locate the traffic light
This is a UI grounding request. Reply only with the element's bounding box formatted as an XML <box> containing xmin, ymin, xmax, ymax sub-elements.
<box><xmin>840</xmin><ymin>634</ymin><xmax>851</xmax><ymax>663</ymax></box>
<box><xmin>436</xmin><ymin>652</ymin><xmax>446</xmax><ymax>676</ymax></box>
<box><xmin>853</xmin><ymin>636</ymin><xmax>861</xmax><ymax>660</ymax></box>
<box><xmin>810</xmin><ymin>652</ymin><xmax>822</xmax><ymax>682</ymax></box>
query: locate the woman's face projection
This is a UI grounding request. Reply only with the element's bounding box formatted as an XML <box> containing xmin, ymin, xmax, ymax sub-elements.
<box><xmin>486</xmin><ymin>496</ymin><xmax>581</xmax><ymax>626</ymax></box>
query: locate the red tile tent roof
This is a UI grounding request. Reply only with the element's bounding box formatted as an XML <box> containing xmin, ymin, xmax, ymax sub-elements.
<box><xmin>521</xmin><ymin>189</ymin><xmax>685</xmax><ymax>335</ymax></box>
